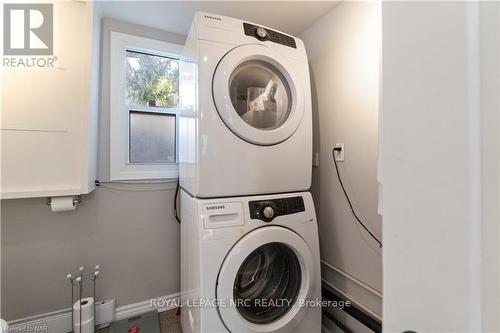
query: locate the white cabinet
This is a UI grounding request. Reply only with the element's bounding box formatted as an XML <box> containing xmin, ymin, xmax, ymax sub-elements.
<box><xmin>1</xmin><ymin>1</ymin><xmax>100</xmax><ymax>199</ymax></box>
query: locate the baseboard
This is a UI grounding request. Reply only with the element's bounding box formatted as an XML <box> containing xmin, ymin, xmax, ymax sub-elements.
<box><xmin>322</xmin><ymin>308</ymin><xmax>355</xmax><ymax>333</ymax></box>
<box><xmin>7</xmin><ymin>292</ymin><xmax>180</xmax><ymax>333</ymax></box>
<box><xmin>322</xmin><ymin>285</ymin><xmax>381</xmax><ymax>333</ymax></box>
<box><xmin>114</xmin><ymin>293</ymin><xmax>180</xmax><ymax>321</ymax></box>
<box><xmin>321</xmin><ymin>260</ymin><xmax>382</xmax><ymax>321</ymax></box>
<box><xmin>321</xmin><ymin>320</ymin><xmax>336</xmax><ymax>333</ymax></box>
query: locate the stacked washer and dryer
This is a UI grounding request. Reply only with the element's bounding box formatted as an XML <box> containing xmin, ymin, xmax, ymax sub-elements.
<box><xmin>179</xmin><ymin>12</ymin><xmax>321</xmax><ymax>333</ymax></box>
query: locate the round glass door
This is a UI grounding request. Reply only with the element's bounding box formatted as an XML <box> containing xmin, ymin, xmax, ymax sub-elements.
<box><xmin>229</xmin><ymin>61</ymin><xmax>292</xmax><ymax>131</ymax></box>
<box><xmin>233</xmin><ymin>242</ymin><xmax>301</xmax><ymax>324</ymax></box>
<box><xmin>216</xmin><ymin>226</ymin><xmax>314</xmax><ymax>333</ymax></box>
<box><xmin>213</xmin><ymin>44</ymin><xmax>305</xmax><ymax>146</ymax></box>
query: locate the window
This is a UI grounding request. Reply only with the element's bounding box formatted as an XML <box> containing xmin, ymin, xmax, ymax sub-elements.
<box><xmin>126</xmin><ymin>50</ymin><xmax>179</xmax><ymax>108</ymax></box>
<box><xmin>129</xmin><ymin>111</ymin><xmax>176</xmax><ymax>163</ymax></box>
<box><xmin>110</xmin><ymin>32</ymin><xmax>182</xmax><ymax>180</ymax></box>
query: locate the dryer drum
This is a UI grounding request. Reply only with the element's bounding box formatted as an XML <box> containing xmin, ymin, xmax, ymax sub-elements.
<box><xmin>233</xmin><ymin>242</ymin><xmax>302</xmax><ymax>324</ymax></box>
<box><xmin>229</xmin><ymin>60</ymin><xmax>291</xmax><ymax>131</ymax></box>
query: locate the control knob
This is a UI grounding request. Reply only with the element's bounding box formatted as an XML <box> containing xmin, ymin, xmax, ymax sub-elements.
<box><xmin>256</xmin><ymin>27</ymin><xmax>268</xmax><ymax>40</ymax></box>
<box><xmin>262</xmin><ymin>206</ymin><xmax>275</xmax><ymax>219</ymax></box>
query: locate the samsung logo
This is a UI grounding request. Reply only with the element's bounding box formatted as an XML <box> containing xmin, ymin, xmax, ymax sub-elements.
<box><xmin>207</xmin><ymin>205</ymin><xmax>225</xmax><ymax>210</ymax></box>
<box><xmin>204</xmin><ymin>15</ymin><xmax>221</xmax><ymax>21</ymax></box>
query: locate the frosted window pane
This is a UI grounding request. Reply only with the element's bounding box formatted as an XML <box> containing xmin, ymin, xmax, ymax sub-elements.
<box><xmin>129</xmin><ymin>111</ymin><xmax>175</xmax><ymax>163</ymax></box>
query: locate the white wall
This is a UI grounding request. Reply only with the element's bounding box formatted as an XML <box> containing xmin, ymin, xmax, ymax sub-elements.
<box><xmin>1</xmin><ymin>1</ymin><xmax>98</xmax><ymax>199</ymax></box>
<box><xmin>381</xmin><ymin>2</ymin><xmax>499</xmax><ymax>331</ymax></box>
<box><xmin>478</xmin><ymin>3</ymin><xmax>500</xmax><ymax>331</ymax></box>
<box><xmin>300</xmin><ymin>1</ymin><xmax>382</xmax><ymax>319</ymax></box>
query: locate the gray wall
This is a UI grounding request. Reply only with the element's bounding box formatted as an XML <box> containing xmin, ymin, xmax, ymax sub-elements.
<box><xmin>300</xmin><ymin>1</ymin><xmax>382</xmax><ymax>317</ymax></box>
<box><xmin>1</xmin><ymin>18</ymin><xmax>185</xmax><ymax>321</ymax></box>
<box><xmin>1</xmin><ymin>185</ymin><xmax>180</xmax><ymax>321</ymax></box>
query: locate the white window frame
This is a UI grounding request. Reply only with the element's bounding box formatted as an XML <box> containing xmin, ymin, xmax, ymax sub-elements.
<box><xmin>110</xmin><ymin>32</ymin><xmax>182</xmax><ymax>180</ymax></box>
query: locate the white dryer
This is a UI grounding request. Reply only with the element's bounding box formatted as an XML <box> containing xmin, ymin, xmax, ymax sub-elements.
<box><xmin>180</xmin><ymin>190</ymin><xmax>321</xmax><ymax>333</ymax></box>
<box><xmin>179</xmin><ymin>12</ymin><xmax>313</xmax><ymax>198</ymax></box>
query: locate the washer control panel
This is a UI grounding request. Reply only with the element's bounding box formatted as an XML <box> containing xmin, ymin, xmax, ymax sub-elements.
<box><xmin>243</xmin><ymin>22</ymin><xmax>297</xmax><ymax>49</ymax></box>
<box><xmin>249</xmin><ymin>196</ymin><xmax>305</xmax><ymax>222</ymax></box>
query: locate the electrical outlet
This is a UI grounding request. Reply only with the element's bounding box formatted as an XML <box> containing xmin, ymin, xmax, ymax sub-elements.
<box><xmin>334</xmin><ymin>143</ymin><xmax>345</xmax><ymax>162</ymax></box>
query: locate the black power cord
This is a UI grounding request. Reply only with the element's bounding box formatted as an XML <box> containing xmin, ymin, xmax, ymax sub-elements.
<box><xmin>332</xmin><ymin>147</ymin><xmax>382</xmax><ymax>248</ymax></box>
<box><xmin>174</xmin><ymin>178</ymin><xmax>181</xmax><ymax>224</ymax></box>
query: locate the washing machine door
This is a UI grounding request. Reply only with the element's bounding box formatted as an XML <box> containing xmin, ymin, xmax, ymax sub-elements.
<box><xmin>212</xmin><ymin>44</ymin><xmax>304</xmax><ymax>146</ymax></box>
<box><xmin>216</xmin><ymin>226</ymin><xmax>315</xmax><ymax>333</ymax></box>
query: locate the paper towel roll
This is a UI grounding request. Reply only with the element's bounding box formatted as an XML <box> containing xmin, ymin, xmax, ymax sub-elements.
<box><xmin>0</xmin><ymin>319</ymin><xmax>8</xmax><ymax>333</ymax></box>
<box><xmin>73</xmin><ymin>297</ymin><xmax>94</xmax><ymax>324</ymax></box>
<box><xmin>50</xmin><ymin>196</ymin><xmax>76</xmax><ymax>212</ymax></box>
<box><xmin>73</xmin><ymin>317</ymin><xmax>94</xmax><ymax>333</ymax></box>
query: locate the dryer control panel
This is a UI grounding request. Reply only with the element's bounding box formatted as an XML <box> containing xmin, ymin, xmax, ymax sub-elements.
<box><xmin>243</xmin><ymin>23</ymin><xmax>297</xmax><ymax>49</ymax></box>
<box><xmin>249</xmin><ymin>196</ymin><xmax>305</xmax><ymax>222</ymax></box>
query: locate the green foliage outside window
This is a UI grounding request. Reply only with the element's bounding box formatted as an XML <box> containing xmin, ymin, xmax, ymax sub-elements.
<box><xmin>126</xmin><ymin>50</ymin><xmax>179</xmax><ymax>108</ymax></box>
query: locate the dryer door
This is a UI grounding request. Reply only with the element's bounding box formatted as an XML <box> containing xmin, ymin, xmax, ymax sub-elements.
<box><xmin>212</xmin><ymin>44</ymin><xmax>304</xmax><ymax>146</ymax></box>
<box><xmin>216</xmin><ymin>226</ymin><xmax>314</xmax><ymax>333</ymax></box>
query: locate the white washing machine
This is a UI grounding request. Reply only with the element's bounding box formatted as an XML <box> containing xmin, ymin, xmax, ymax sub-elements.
<box><xmin>180</xmin><ymin>190</ymin><xmax>321</xmax><ymax>333</ymax></box>
<box><xmin>179</xmin><ymin>12</ymin><xmax>313</xmax><ymax>198</ymax></box>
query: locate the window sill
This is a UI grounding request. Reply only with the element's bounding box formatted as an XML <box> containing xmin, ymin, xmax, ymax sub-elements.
<box><xmin>109</xmin><ymin>163</ymin><xmax>178</xmax><ymax>182</ymax></box>
<box><xmin>96</xmin><ymin>178</ymin><xmax>178</xmax><ymax>191</ymax></box>
<box><xmin>99</xmin><ymin>178</ymin><xmax>178</xmax><ymax>184</ymax></box>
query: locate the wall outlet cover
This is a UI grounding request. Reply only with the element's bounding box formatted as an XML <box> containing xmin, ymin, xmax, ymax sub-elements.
<box><xmin>334</xmin><ymin>143</ymin><xmax>345</xmax><ymax>162</ymax></box>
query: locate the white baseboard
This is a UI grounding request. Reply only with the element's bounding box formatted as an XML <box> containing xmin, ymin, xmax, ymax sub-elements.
<box><xmin>115</xmin><ymin>293</ymin><xmax>180</xmax><ymax>321</ymax></box>
<box><xmin>7</xmin><ymin>292</ymin><xmax>180</xmax><ymax>333</ymax></box>
<box><xmin>321</xmin><ymin>260</ymin><xmax>382</xmax><ymax>321</ymax></box>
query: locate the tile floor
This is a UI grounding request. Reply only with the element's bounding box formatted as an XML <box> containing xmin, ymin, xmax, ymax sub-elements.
<box><xmin>97</xmin><ymin>308</ymin><xmax>181</xmax><ymax>333</ymax></box>
<box><xmin>97</xmin><ymin>309</ymin><xmax>335</xmax><ymax>333</ymax></box>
